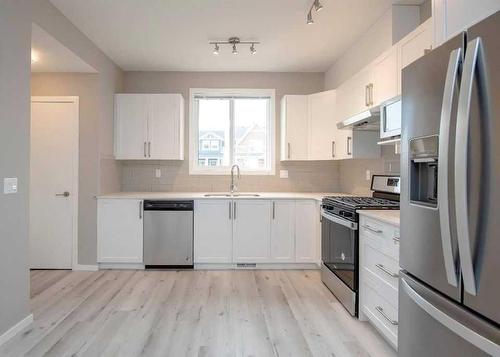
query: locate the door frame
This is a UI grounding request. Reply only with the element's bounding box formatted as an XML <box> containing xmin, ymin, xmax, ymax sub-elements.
<box><xmin>30</xmin><ymin>96</ymin><xmax>79</xmax><ymax>270</ymax></box>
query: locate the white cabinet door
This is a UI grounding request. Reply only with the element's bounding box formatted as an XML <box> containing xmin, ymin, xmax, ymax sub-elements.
<box><xmin>270</xmin><ymin>201</ymin><xmax>295</xmax><ymax>262</ymax></box>
<box><xmin>399</xmin><ymin>19</ymin><xmax>433</xmax><ymax>70</ymax></box>
<box><xmin>194</xmin><ymin>200</ymin><xmax>233</xmax><ymax>263</ymax></box>
<box><xmin>295</xmin><ymin>200</ymin><xmax>319</xmax><ymax>263</ymax></box>
<box><xmin>336</xmin><ymin>66</ymin><xmax>372</xmax><ymax>122</ymax></box>
<box><xmin>308</xmin><ymin>90</ymin><xmax>337</xmax><ymax>160</ymax></box>
<box><xmin>281</xmin><ymin>95</ymin><xmax>309</xmax><ymax>161</ymax></box>
<box><xmin>371</xmin><ymin>46</ymin><xmax>400</xmax><ymax>106</ymax></box>
<box><xmin>114</xmin><ymin>94</ymin><xmax>148</xmax><ymax>159</ymax></box>
<box><xmin>233</xmin><ymin>200</ymin><xmax>271</xmax><ymax>263</ymax></box>
<box><xmin>97</xmin><ymin>199</ymin><xmax>143</xmax><ymax>263</ymax></box>
<box><xmin>434</xmin><ymin>0</ymin><xmax>500</xmax><ymax>45</ymax></box>
<box><xmin>148</xmin><ymin>94</ymin><xmax>184</xmax><ymax>160</ymax></box>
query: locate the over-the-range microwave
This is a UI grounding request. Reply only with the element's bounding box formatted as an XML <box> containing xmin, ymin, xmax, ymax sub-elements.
<box><xmin>379</xmin><ymin>96</ymin><xmax>401</xmax><ymax>139</ymax></box>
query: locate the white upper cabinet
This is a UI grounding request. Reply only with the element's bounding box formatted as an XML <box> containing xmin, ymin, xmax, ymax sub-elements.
<box><xmin>194</xmin><ymin>200</ymin><xmax>233</xmax><ymax>264</ymax></box>
<box><xmin>336</xmin><ymin>66</ymin><xmax>373</xmax><ymax>121</ymax></box>
<box><xmin>97</xmin><ymin>199</ymin><xmax>143</xmax><ymax>263</ymax></box>
<box><xmin>281</xmin><ymin>95</ymin><xmax>309</xmax><ymax>161</ymax></box>
<box><xmin>232</xmin><ymin>200</ymin><xmax>271</xmax><ymax>263</ymax></box>
<box><xmin>114</xmin><ymin>94</ymin><xmax>149</xmax><ymax>159</ymax></box>
<box><xmin>398</xmin><ymin>19</ymin><xmax>433</xmax><ymax>70</ymax></box>
<box><xmin>114</xmin><ymin>93</ymin><xmax>184</xmax><ymax>160</ymax></box>
<box><xmin>270</xmin><ymin>201</ymin><xmax>295</xmax><ymax>262</ymax></box>
<box><xmin>308</xmin><ymin>90</ymin><xmax>337</xmax><ymax>160</ymax></box>
<box><xmin>371</xmin><ymin>46</ymin><xmax>400</xmax><ymax>105</ymax></box>
<box><xmin>433</xmin><ymin>0</ymin><xmax>500</xmax><ymax>45</ymax></box>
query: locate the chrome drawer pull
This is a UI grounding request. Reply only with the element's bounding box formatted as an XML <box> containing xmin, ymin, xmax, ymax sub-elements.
<box><xmin>375</xmin><ymin>264</ymin><xmax>399</xmax><ymax>278</ymax></box>
<box><xmin>375</xmin><ymin>306</ymin><xmax>398</xmax><ymax>325</ymax></box>
<box><xmin>362</xmin><ymin>224</ymin><xmax>383</xmax><ymax>234</ymax></box>
<box><xmin>393</xmin><ymin>236</ymin><xmax>400</xmax><ymax>243</ymax></box>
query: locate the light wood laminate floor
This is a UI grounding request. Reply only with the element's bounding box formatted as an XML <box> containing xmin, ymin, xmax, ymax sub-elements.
<box><xmin>1</xmin><ymin>269</ymin><xmax>396</xmax><ymax>357</ymax></box>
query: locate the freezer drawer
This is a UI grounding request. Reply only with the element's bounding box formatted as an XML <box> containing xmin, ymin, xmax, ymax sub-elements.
<box><xmin>399</xmin><ymin>272</ymin><xmax>500</xmax><ymax>357</ymax></box>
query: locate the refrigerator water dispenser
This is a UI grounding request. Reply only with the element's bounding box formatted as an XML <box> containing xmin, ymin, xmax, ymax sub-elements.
<box><xmin>409</xmin><ymin>135</ymin><xmax>439</xmax><ymax>207</ymax></box>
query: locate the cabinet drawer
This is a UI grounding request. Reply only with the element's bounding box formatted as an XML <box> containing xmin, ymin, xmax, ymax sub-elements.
<box><xmin>361</xmin><ymin>282</ymin><xmax>398</xmax><ymax>348</ymax></box>
<box><xmin>360</xmin><ymin>216</ymin><xmax>400</xmax><ymax>260</ymax></box>
<box><xmin>363</xmin><ymin>242</ymin><xmax>400</xmax><ymax>291</ymax></box>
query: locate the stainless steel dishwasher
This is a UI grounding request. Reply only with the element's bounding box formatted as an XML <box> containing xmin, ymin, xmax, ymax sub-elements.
<box><xmin>143</xmin><ymin>200</ymin><xmax>194</xmax><ymax>269</ymax></box>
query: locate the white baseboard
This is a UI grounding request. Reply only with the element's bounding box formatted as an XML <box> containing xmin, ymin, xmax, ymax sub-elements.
<box><xmin>0</xmin><ymin>314</ymin><xmax>33</xmax><ymax>347</ymax></box>
<box><xmin>98</xmin><ymin>263</ymin><xmax>145</xmax><ymax>270</ymax></box>
<box><xmin>73</xmin><ymin>264</ymin><xmax>99</xmax><ymax>271</ymax></box>
<box><xmin>194</xmin><ymin>263</ymin><xmax>320</xmax><ymax>270</ymax></box>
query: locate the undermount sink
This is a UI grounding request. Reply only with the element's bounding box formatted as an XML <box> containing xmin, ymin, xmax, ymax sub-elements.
<box><xmin>204</xmin><ymin>193</ymin><xmax>260</xmax><ymax>197</ymax></box>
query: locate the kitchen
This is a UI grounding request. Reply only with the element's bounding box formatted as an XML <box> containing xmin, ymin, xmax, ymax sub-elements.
<box><xmin>1</xmin><ymin>1</ymin><xmax>499</xmax><ymax>356</ymax></box>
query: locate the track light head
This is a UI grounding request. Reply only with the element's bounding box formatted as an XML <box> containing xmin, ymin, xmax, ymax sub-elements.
<box><xmin>307</xmin><ymin>11</ymin><xmax>314</xmax><ymax>24</ymax></box>
<box><xmin>250</xmin><ymin>44</ymin><xmax>256</xmax><ymax>55</ymax></box>
<box><xmin>314</xmin><ymin>0</ymin><xmax>323</xmax><ymax>12</ymax></box>
<box><xmin>232</xmin><ymin>44</ymin><xmax>238</xmax><ymax>55</ymax></box>
<box><xmin>213</xmin><ymin>44</ymin><xmax>220</xmax><ymax>55</ymax></box>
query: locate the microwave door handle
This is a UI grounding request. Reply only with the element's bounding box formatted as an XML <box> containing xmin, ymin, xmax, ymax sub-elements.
<box><xmin>438</xmin><ymin>48</ymin><xmax>462</xmax><ymax>288</ymax></box>
<box><xmin>456</xmin><ymin>38</ymin><xmax>485</xmax><ymax>296</ymax></box>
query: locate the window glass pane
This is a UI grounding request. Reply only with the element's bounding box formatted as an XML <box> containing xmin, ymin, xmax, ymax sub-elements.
<box><xmin>197</xmin><ymin>99</ymin><xmax>230</xmax><ymax>168</ymax></box>
<box><xmin>233</xmin><ymin>98</ymin><xmax>268</xmax><ymax>170</ymax></box>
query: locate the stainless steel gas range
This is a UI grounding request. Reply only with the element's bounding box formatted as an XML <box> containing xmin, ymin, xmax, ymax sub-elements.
<box><xmin>320</xmin><ymin>175</ymin><xmax>400</xmax><ymax>317</ymax></box>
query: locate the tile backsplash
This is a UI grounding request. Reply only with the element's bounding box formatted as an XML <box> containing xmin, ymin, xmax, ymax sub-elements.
<box><xmin>121</xmin><ymin>160</ymin><xmax>342</xmax><ymax>193</ymax></box>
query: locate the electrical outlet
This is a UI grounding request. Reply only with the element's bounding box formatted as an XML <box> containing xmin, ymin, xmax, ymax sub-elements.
<box><xmin>155</xmin><ymin>168</ymin><xmax>161</xmax><ymax>178</ymax></box>
<box><xmin>3</xmin><ymin>177</ymin><xmax>18</xmax><ymax>194</ymax></box>
<box><xmin>365</xmin><ymin>170</ymin><xmax>371</xmax><ymax>181</ymax></box>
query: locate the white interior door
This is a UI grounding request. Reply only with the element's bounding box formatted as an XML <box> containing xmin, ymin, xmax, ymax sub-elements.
<box><xmin>30</xmin><ymin>97</ymin><xmax>78</xmax><ymax>269</ymax></box>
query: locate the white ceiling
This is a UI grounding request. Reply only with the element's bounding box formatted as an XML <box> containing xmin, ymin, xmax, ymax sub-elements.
<box><xmin>31</xmin><ymin>23</ymin><xmax>97</xmax><ymax>73</ymax></box>
<box><xmin>48</xmin><ymin>0</ymin><xmax>393</xmax><ymax>72</ymax></box>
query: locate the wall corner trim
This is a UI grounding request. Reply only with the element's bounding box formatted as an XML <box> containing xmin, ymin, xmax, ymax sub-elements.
<box><xmin>72</xmin><ymin>264</ymin><xmax>99</xmax><ymax>271</ymax></box>
<box><xmin>0</xmin><ymin>314</ymin><xmax>34</xmax><ymax>347</ymax></box>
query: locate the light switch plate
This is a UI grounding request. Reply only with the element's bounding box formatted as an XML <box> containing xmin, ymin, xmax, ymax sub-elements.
<box><xmin>280</xmin><ymin>170</ymin><xmax>289</xmax><ymax>179</ymax></box>
<box><xmin>155</xmin><ymin>168</ymin><xmax>161</xmax><ymax>178</ymax></box>
<box><xmin>365</xmin><ymin>170</ymin><xmax>371</xmax><ymax>181</ymax></box>
<box><xmin>4</xmin><ymin>177</ymin><xmax>18</xmax><ymax>194</ymax></box>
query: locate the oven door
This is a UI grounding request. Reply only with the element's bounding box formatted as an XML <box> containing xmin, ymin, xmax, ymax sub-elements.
<box><xmin>321</xmin><ymin>210</ymin><xmax>358</xmax><ymax>290</ymax></box>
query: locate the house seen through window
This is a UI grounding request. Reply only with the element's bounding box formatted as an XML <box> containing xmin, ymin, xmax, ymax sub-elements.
<box><xmin>190</xmin><ymin>89</ymin><xmax>275</xmax><ymax>175</ymax></box>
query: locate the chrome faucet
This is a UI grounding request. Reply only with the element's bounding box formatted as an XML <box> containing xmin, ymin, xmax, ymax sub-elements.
<box><xmin>230</xmin><ymin>164</ymin><xmax>241</xmax><ymax>194</ymax></box>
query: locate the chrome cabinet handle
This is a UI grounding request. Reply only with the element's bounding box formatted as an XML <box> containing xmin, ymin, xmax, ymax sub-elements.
<box><xmin>55</xmin><ymin>191</ymin><xmax>70</xmax><ymax>197</ymax></box>
<box><xmin>347</xmin><ymin>136</ymin><xmax>352</xmax><ymax>156</ymax></box>
<box><xmin>148</xmin><ymin>142</ymin><xmax>151</xmax><ymax>157</ymax></box>
<box><xmin>229</xmin><ymin>201</ymin><xmax>232</xmax><ymax>220</ymax></box>
<box><xmin>375</xmin><ymin>264</ymin><xmax>399</xmax><ymax>278</ymax></box>
<box><xmin>144</xmin><ymin>142</ymin><xmax>147</xmax><ymax>158</ymax></box>
<box><xmin>365</xmin><ymin>84</ymin><xmax>369</xmax><ymax>106</ymax></box>
<box><xmin>287</xmin><ymin>143</ymin><xmax>291</xmax><ymax>159</ymax></box>
<box><xmin>272</xmin><ymin>202</ymin><xmax>275</xmax><ymax>220</ymax></box>
<box><xmin>375</xmin><ymin>306</ymin><xmax>398</xmax><ymax>325</ymax></box>
<box><xmin>233</xmin><ymin>201</ymin><xmax>236</xmax><ymax>220</ymax></box>
<box><xmin>139</xmin><ymin>201</ymin><xmax>142</xmax><ymax>219</ymax></box>
<box><xmin>369</xmin><ymin>83</ymin><xmax>374</xmax><ymax>106</ymax></box>
<box><xmin>393</xmin><ymin>236</ymin><xmax>400</xmax><ymax>243</ymax></box>
<box><xmin>456</xmin><ymin>38</ymin><xmax>484</xmax><ymax>296</ymax></box>
<box><xmin>438</xmin><ymin>48</ymin><xmax>462</xmax><ymax>288</ymax></box>
<box><xmin>362</xmin><ymin>224</ymin><xmax>382</xmax><ymax>234</ymax></box>
<box><xmin>331</xmin><ymin>141</ymin><xmax>335</xmax><ymax>158</ymax></box>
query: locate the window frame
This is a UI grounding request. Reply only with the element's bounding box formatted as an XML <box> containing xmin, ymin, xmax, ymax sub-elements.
<box><xmin>189</xmin><ymin>88</ymin><xmax>276</xmax><ymax>175</ymax></box>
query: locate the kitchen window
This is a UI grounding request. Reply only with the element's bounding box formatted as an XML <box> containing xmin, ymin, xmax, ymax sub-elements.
<box><xmin>189</xmin><ymin>88</ymin><xmax>275</xmax><ymax>175</ymax></box>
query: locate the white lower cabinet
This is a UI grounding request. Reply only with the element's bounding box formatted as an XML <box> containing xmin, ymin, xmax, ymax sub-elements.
<box><xmin>194</xmin><ymin>200</ymin><xmax>233</xmax><ymax>263</ymax></box>
<box><xmin>97</xmin><ymin>199</ymin><xmax>144</xmax><ymax>263</ymax></box>
<box><xmin>294</xmin><ymin>200</ymin><xmax>319</xmax><ymax>263</ymax></box>
<box><xmin>270</xmin><ymin>200</ymin><xmax>295</xmax><ymax>262</ymax></box>
<box><xmin>233</xmin><ymin>200</ymin><xmax>271</xmax><ymax>263</ymax></box>
<box><xmin>359</xmin><ymin>214</ymin><xmax>400</xmax><ymax>350</ymax></box>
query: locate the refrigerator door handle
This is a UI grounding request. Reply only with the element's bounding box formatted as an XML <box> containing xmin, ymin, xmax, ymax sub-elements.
<box><xmin>455</xmin><ymin>38</ymin><xmax>485</xmax><ymax>296</ymax></box>
<box><xmin>438</xmin><ymin>48</ymin><xmax>462</xmax><ymax>288</ymax></box>
<box><xmin>402</xmin><ymin>278</ymin><xmax>500</xmax><ymax>356</ymax></box>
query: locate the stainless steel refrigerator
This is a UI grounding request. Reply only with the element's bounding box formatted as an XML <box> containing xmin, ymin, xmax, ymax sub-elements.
<box><xmin>400</xmin><ymin>10</ymin><xmax>500</xmax><ymax>356</ymax></box>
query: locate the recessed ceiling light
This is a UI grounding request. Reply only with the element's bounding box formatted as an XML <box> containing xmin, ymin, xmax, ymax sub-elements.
<box><xmin>31</xmin><ymin>49</ymin><xmax>39</xmax><ymax>64</ymax></box>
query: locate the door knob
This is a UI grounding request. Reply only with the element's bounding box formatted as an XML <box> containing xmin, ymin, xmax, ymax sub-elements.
<box><xmin>55</xmin><ymin>191</ymin><xmax>70</xmax><ymax>197</ymax></box>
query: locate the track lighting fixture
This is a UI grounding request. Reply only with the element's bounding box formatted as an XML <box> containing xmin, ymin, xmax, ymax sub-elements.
<box><xmin>307</xmin><ymin>0</ymin><xmax>324</xmax><ymax>24</ymax></box>
<box><xmin>209</xmin><ymin>37</ymin><xmax>260</xmax><ymax>55</ymax></box>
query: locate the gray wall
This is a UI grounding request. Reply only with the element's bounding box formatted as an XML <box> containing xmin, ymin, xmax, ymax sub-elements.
<box><xmin>0</xmin><ymin>0</ymin><xmax>32</xmax><ymax>338</ymax></box>
<box><xmin>31</xmin><ymin>73</ymin><xmax>101</xmax><ymax>265</ymax></box>
<box><xmin>121</xmin><ymin>71</ymin><xmax>341</xmax><ymax>193</ymax></box>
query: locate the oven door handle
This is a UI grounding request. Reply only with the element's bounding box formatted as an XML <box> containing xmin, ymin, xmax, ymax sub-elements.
<box><xmin>321</xmin><ymin>210</ymin><xmax>358</xmax><ymax>230</ymax></box>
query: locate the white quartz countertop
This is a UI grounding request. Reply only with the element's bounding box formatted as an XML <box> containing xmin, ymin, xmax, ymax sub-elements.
<box><xmin>358</xmin><ymin>210</ymin><xmax>400</xmax><ymax>226</ymax></box>
<box><xmin>97</xmin><ymin>192</ymin><xmax>348</xmax><ymax>202</ymax></box>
